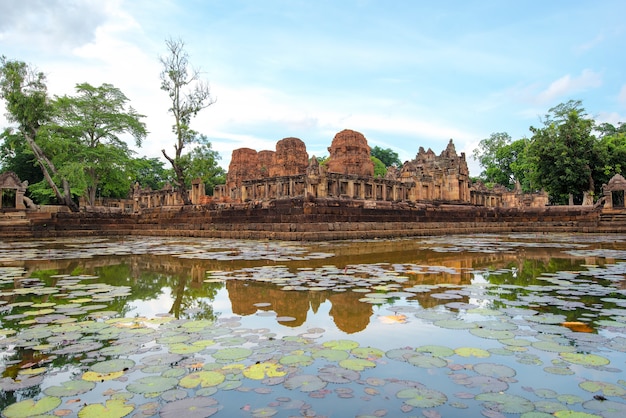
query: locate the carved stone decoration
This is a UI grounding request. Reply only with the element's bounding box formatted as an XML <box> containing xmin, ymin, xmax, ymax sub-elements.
<box><xmin>269</xmin><ymin>137</ymin><xmax>309</xmax><ymax>177</ymax></box>
<box><xmin>326</xmin><ymin>129</ymin><xmax>374</xmax><ymax>177</ymax></box>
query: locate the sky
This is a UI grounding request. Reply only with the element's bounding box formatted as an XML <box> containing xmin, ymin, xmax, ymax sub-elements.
<box><xmin>1</xmin><ymin>0</ymin><xmax>625</xmax><ymax>177</ymax></box>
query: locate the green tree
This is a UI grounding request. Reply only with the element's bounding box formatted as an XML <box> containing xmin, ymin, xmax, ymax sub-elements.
<box><xmin>130</xmin><ymin>156</ymin><xmax>172</xmax><ymax>190</ymax></box>
<box><xmin>593</xmin><ymin>122</ymin><xmax>626</xmax><ymax>193</ymax></box>
<box><xmin>0</xmin><ymin>128</ymin><xmax>42</xmax><ymax>186</ymax></box>
<box><xmin>178</xmin><ymin>141</ymin><xmax>226</xmax><ymax>195</ymax></box>
<box><xmin>371</xmin><ymin>146</ymin><xmax>401</xmax><ymax>167</ymax></box>
<box><xmin>371</xmin><ymin>156</ymin><xmax>387</xmax><ymax>177</ymax></box>
<box><xmin>472</xmin><ymin>132</ymin><xmax>514</xmax><ymax>187</ymax></box>
<box><xmin>52</xmin><ymin>83</ymin><xmax>147</xmax><ymax>205</ymax></box>
<box><xmin>527</xmin><ymin>100</ymin><xmax>598</xmax><ymax>204</ymax></box>
<box><xmin>160</xmin><ymin>38</ymin><xmax>216</xmax><ymax>205</ymax></box>
<box><xmin>0</xmin><ymin>57</ymin><xmax>78</xmax><ymax>211</ymax></box>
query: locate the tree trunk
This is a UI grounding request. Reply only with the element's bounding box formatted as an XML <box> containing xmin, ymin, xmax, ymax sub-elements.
<box><xmin>568</xmin><ymin>193</ymin><xmax>574</xmax><ymax>205</ymax></box>
<box><xmin>162</xmin><ymin>149</ymin><xmax>192</xmax><ymax>205</ymax></box>
<box><xmin>23</xmin><ymin>131</ymin><xmax>79</xmax><ymax>212</ymax></box>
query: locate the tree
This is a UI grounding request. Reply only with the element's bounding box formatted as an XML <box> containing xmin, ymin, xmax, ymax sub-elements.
<box><xmin>0</xmin><ymin>128</ymin><xmax>43</xmax><ymax>186</ymax></box>
<box><xmin>179</xmin><ymin>141</ymin><xmax>226</xmax><ymax>195</ymax></box>
<box><xmin>52</xmin><ymin>83</ymin><xmax>147</xmax><ymax>205</ymax></box>
<box><xmin>371</xmin><ymin>146</ymin><xmax>401</xmax><ymax>167</ymax></box>
<box><xmin>371</xmin><ymin>156</ymin><xmax>387</xmax><ymax>177</ymax></box>
<box><xmin>130</xmin><ymin>156</ymin><xmax>172</xmax><ymax>191</ymax></box>
<box><xmin>159</xmin><ymin>38</ymin><xmax>215</xmax><ymax>205</ymax></box>
<box><xmin>0</xmin><ymin>57</ymin><xmax>78</xmax><ymax>211</ymax></box>
<box><xmin>527</xmin><ymin>100</ymin><xmax>598</xmax><ymax>204</ymax></box>
<box><xmin>472</xmin><ymin>132</ymin><xmax>514</xmax><ymax>187</ymax></box>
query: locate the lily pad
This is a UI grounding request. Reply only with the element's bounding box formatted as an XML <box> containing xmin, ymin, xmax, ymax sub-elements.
<box><xmin>339</xmin><ymin>358</ymin><xmax>376</xmax><ymax>371</ymax></box>
<box><xmin>396</xmin><ymin>387</ymin><xmax>448</xmax><ymax>408</ymax></box>
<box><xmin>579</xmin><ymin>380</ymin><xmax>626</xmax><ymax>396</ymax></box>
<box><xmin>159</xmin><ymin>396</ymin><xmax>220</xmax><ymax>417</ymax></box>
<box><xmin>90</xmin><ymin>359</ymin><xmax>135</xmax><ymax>374</ymax></box>
<box><xmin>323</xmin><ymin>339</ymin><xmax>359</xmax><ymax>350</ymax></box>
<box><xmin>407</xmin><ymin>354</ymin><xmax>448</xmax><ymax>368</ymax></box>
<box><xmin>475</xmin><ymin>392</ymin><xmax>535</xmax><ymax>414</ymax></box>
<box><xmin>351</xmin><ymin>346</ymin><xmax>385</xmax><ymax>359</ymax></box>
<box><xmin>82</xmin><ymin>370</ymin><xmax>124</xmax><ymax>382</ymax></box>
<box><xmin>283</xmin><ymin>374</ymin><xmax>327</xmax><ymax>392</ymax></box>
<box><xmin>473</xmin><ymin>362</ymin><xmax>516</xmax><ymax>378</ymax></box>
<box><xmin>311</xmin><ymin>349</ymin><xmax>350</xmax><ymax>361</ymax></box>
<box><xmin>179</xmin><ymin>371</ymin><xmax>226</xmax><ymax>388</ymax></box>
<box><xmin>1</xmin><ymin>396</ymin><xmax>61</xmax><ymax>418</ymax></box>
<box><xmin>126</xmin><ymin>376</ymin><xmax>178</xmax><ymax>394</ymax></box>
<box><xmin>212</xmin><ymin>347</ymin><xmax>253</xmax><ymax>362</ymax></box>
<box><xmin>559</xmin><ymin>352</ymin><xmax>610</xmax><ymax>367</ymax></box>
<box><xmin>455</xmin><ymin>347</ymin><xmax>491</xmax><ymax>358</ymax></box>
<box><xmin>44</xmin><ymin>379</ymin><xmax>96</xmax><ymax>397</ymax></box>
<box><xmin>243</xmin><ymin>363</ymin><xmax>286</xmax><ymax>380</ymax></box>
<box><xmin>414</xmin><ymin>345</ymin><xmax>455</xmax><ymax>357</ymax></box>
<box><xmin>318</xmin><ymin>366</ymin><xmax>360</xmax><ymax>383</ymax></box>
<box><xmin>78</xmin><ymin>399</ymin><xmax>134</xmax><ymax>418</ymax></box>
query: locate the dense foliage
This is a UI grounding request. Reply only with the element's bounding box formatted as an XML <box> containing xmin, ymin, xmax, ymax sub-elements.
<box><xmin>473</xmin><ymin>100</ymin><xmax>626</xmax><ymax>205</ymax></box>
<box><xmin>0</xmin><ymin>49</ymin><xmax>224</xmax><ymax>209</ymax></box>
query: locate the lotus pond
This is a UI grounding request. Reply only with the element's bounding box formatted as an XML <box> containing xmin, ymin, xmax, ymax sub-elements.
<box><xmin>1</xmin><ymin>233</ymin><xmax>626</xmax><ymax>417</ymax></box>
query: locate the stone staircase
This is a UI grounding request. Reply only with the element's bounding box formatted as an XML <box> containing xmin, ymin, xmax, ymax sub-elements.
<box><xmin>0</xmin><ymin>210</ymin><xmax>33</xmax><ymax>238</ymax></box>
<box><xmin>598</xmin><ymin>208</ymin><xmax>626</xmax><ymax>231</ymax></box>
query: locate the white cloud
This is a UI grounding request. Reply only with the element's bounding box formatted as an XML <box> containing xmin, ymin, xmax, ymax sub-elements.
<box><xmin>535</xmin><ymin>69</ymin><xmax>602</xmax><ymax>104</ymax></box>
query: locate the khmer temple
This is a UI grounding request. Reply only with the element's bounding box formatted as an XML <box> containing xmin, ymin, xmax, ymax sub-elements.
<box><xmin>213</xmin><ymin>129</ymin><xmax>546</xmax><ymax>208</ymax></box>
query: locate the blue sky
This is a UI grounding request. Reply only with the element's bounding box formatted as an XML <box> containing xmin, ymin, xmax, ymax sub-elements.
<box><xmin>1</xmin><ymin>0</ymin><xmax>625</xmax><ymax>176</ymax></box>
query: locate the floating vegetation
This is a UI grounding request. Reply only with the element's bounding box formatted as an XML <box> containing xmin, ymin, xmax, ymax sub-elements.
<box><xmin>1</xmin><ymin>234</ymin><xmax>626</xmax><ymax>416</ymax></box>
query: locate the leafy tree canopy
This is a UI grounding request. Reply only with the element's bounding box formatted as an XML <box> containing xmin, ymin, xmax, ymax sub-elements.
<box><xmin>371</xmin><ymin>146</ymin><xmax>401</xmax><ymax>167</ymax></box>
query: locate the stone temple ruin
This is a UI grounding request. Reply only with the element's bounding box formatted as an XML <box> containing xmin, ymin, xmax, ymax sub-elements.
<box><xmin>213</xmin><ymin>129</ymin><xmax>546</xmax><ymax>208</ymax></box>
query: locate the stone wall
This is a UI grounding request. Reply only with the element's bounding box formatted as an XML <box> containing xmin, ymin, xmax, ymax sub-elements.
<box><xmin>4</xmin><ymin>198</ymin><xmax>609</xmax><ymax>241</ymax></box>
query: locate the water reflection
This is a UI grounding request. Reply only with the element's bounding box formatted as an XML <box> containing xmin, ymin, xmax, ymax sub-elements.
<box><xmin>2</xmin><ymin>234</ymin><xmax>626</xmax><ymax>415</ymax></box>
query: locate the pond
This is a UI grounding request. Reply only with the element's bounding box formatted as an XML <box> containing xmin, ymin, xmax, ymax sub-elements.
<box><xmin>1</xmin><ymin>233</ymin><xmax>626</xmax><ymax>417</ymax></box>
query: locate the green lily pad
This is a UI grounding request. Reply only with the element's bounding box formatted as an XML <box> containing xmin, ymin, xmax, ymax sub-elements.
<box><xmin>396</xmin><ymin>387</ymin><xmax>447</xmax><ymax>408</ymax></box>
<box><xmin>283</xmin><ymin>374</ymin><xmax>326</xmax><ymax>392</ymax></box>
<box><xmin>414</xmin><ymin>345</ymin><xmax>455</xmax><ymax>357</ymax></box>
<box><xmin>579</xmin><ymin>380</ymin><xmax>626</xmax><ymax>396</ymax></box>
<box><xmin>212</xmin><ymin>347</ymin><xmax>253</xmax><ymax>362</ymax></box>
<box><xmin>1</xmin><ymin>396</ymin><xmax>61</xmax><ymax>418</ymax></box>
<box><xmin>243</xmin><ymin>363</ymin><xmax>286</xmax><ymax>380</ymax></box>
<box><xmin>168</xmin><ymin>343</ymin><xmax>205</xmax><ymax>355</ymax></box>
<box><xmin>351</xmin><ymin>346</ymin><xmax>385</xmax><ymax>359</ymax></box>
<box><xmin>559</xmin><ymin>352</ymin><xmax>610</xmax><ymax>367</ymax></box>
<box><xmin>407</xmin><ymin>354</ymin><xmax>448</xmax><ymax>368</ymax></box>
<box><xmin>179</xmin><ymin>371</ymin><xmax>226</xmax><ymax>388</ymax></box>
<box><xmin>475</xmin><ymin>392</ymin><xmax>534</xmax><ymax>413</ymax></box>
<box><xmin>44</xmin><ymin>379</ymin><xmax>96</xmax><ymax>397</ymax></box>
<box><xmin>553</xmin><ymin>411</ymin><xmax>602</xmax><ymax>417</ymax></box>
<box><xmin>435</xmin><ymin>319</ymin><xmax>477</xmax><ymax>330</ymax></box>
<box><xmin>91</xmin><ymin>359</ymin><xmax>135</xmax><ymax>374</ymax></box>
<box><xmin>159</xmin><ymin>397</ymin><xmax>220</xmax><ymax>418</ymax></box>
<box><xmin>339</xmin><ymin>358</ymin><xmax>376</xmax><ymax>371</ymax></box>
<box><xmin>580</xmin><ymin>399</ymin><xmax>626</xmax><ymax>417</ymax></box>
<box><xmin>78</xmin><ymin>399</ymin><xmax>135</xmax><ymax>418</ymax></box>
<box><xmin>126</xmin><ymin>376</ymin><xmax>178</xmax><ymax>394</ymax></box>
<box><xmin>279</xmin><ymin>354</ymin><xmax>314</xmax><ymax>367</ymax></box>
<box><xmin>323</xmin><ymin>339</ymin><xmax>359</xmax><ymax>350</ymax></box>
<box><xmin>318</xmin><ymin>366</ymin><xmax>360</xmax><ymax>383</ymax></box>
<box><xmin>311</xmin><ymin>349</ymin><xmax>350</xmax><ymax>361</ymax></box>
<box><xmin>455</xmin><ymin>347</ymin><xmax>491</xmax><ymax>358</ymax></box>
<box><xmin>82</xmin><ymin>370</ymin><xmax>124</xmax><ymax>382</ymax></box>
<box><xmin>473</xmin><ymin>362</ymin><xmax>516</xmax><ymax>378</ymax></box>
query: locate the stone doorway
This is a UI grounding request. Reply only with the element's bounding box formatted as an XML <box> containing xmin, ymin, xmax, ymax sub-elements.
<box><xmin>1</xmin><ymin>189</ymin><xmax>16</xmax><ymax>208</ymax></box>
<box><xmin>613</xmin><ymin>190</ymin><xmax>625</xmax><ymax>208</ymax></box>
